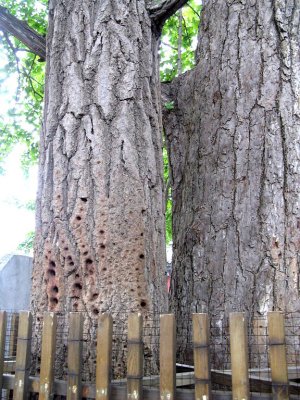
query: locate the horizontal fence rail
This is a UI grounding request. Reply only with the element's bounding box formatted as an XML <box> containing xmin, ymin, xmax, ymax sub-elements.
<box><xmin>0</xmin><ymin>311</ymin><xmax>299</xmax><ymax>399</ymax></box>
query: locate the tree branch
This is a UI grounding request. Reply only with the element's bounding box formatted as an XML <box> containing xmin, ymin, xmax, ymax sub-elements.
<box><xmin>148</xmin><ymin>0</ymin><xmax>189</xmax><ymax>30</ymax></box>
<box><xmin>0</xmin><ymin>6</ymin><xmax>46</xmax><ymax>60</ymax></box>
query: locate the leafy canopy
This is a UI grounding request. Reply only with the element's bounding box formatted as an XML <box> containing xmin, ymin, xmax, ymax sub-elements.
<box><xmin>0</xmin><ymin>0</ymin><xmax>47</xmax><ymax>173</ymax></box>
<box><xmin>160</xmin><ymin>0</ymin><xmax>201</xmax><ymax>81</ymax></box>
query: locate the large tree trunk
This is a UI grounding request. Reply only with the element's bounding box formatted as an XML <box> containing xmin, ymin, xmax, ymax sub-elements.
<box><xmin>164</xmin><ymin>0</ymin><xmax>300</xmax><ymax>361</ymax></box>
<box><xmin>30</xmin><ymin>0</ymin><xmax>171</xmax><ymax>377</ymax></box>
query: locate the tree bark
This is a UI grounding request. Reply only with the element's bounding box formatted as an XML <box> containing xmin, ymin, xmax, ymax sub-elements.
<box><xmin>31</xmin><ymin>0</ymin><xmax>168</xmax><ymax>368</ymax></box>
<box><xmin>0</xmin><ymin>5</ymin><xmax>46</xmax><ymax>59</ymax></box>
<box><xmin>164</xmin><ymin>0</ymin><xmax>300</xmax><ymax>356</ymax></box>
<box><xmin>148</xmin><ymin>0</ymin><xmax>189</xmax><ymax>29</ymax></box>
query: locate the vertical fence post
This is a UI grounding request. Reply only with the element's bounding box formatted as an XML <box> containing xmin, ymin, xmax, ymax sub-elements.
<box><xmin>268</xmin><ymin>312</ymin><xmax>289</xmax><ymax>400</ymax></box>
<box><xmin>0</xmin><ymin>311</ymin><xmax>7</xmax><ymax>390</ymax></box>
<box><xmin>67</xmin><ymin>313</ymin><xmax>83</xmax><ymax>400</ymax></box>
<box><xmin>193</xmin><ymin>313</ymin><xmax>211</xmax><ymax>400</ymax></box>
<box><xmin>39</xmin><ymin>312</ymin><xmax>57</xmax><ymax>400</ymax></box>
<box><xmin>127</xmin><ymin>313</ymin><xmax>143</xmax><ymax>400</ymax></box>
<box><xmin>160</xmin><ymin>314</ymin><xmax>176</xmax><ymax>400</ymax></box>
<box><xmin>96</xmin><ymin>313</ymin><xmax>113</xmax><ymax>400</ymax></box>
<box><xmin>229</xmin><ymin>312</ymin><xmax>250</xmax><ymax>400</ymax></box>
<box><xmin>6</xmin><ymin>314</ymin><xmax>18</xmax><ymax>398</ymax></box>
<box><xmin>8</xmin><ymin>313</ymin><xmax>19</xmax><ymax>359</ymax></box>
<box><xmin>13</xmin><ymin>311</ymin><xmax>32</xmax><ymax>400</ymax></box>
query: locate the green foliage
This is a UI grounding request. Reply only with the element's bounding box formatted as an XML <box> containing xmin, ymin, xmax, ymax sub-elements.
<box><xmin>0</xmin><ymin>0</ymin><xmax>47</xmax><ymax>173</ymax></box>
<box><xmin>163</xmin><ymin>145</ymin><xmax>172</xmax><ymax>244</ymax></box>
<box><xmin>164</xmin><ymin>101</ymin><xmax>174</xmax><ymax>111</ymax></box>
<box><xmin>17</xmin><ymin>230</ymin><xmax>35</xmax><ymax>254</ymax></box>
<box><xmin>160</xmin><ymin>0</ymin><xmax>201</xmax><ymax>81</ymax></box>
<box><xmin>163</xmin><ymin>144</ymin><xmax>172</xmax><ymax>244</ymax></box>
<box><xmin>5</xmin><ymin>197</ymin><xmax>36</xmax><ymax>210</ymax></box>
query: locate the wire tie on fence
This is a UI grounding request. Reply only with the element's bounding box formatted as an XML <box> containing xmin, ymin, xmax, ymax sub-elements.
<box><xmin>268</xmin><ymin>341</ymin><xmax>285</xmax><ymax>346</ymax></box>
<box><xmin>271</xmin><ymin>382</ymin><xmax>289</xmax><ymax>388</ymax></box>
<box><xmin>127</xmin><ymin>339</ymin><xmax>143</xmax><ymax>345</ymax></box>
<box><xmin>127</xmin><ymin>375</ymin><xmax>143</xmax><ymax>380</ymax></box>
<box><xmin>194</xmin><ymin>378</ymin><xmax>210</xmax><ymax>384</ymax></box>
<box><xmin>68</xmin><ymin>372</ymin><xmax>80</xmax><ymax>377</ymax></box>
<box><xmin>193</xmin><ymin>343</ymin><xmax>208</xmax><ymax>349</ymax></box>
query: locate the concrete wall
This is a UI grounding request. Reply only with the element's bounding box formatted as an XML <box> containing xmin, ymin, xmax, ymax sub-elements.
<box><xmin>0</xmin><ymin>254</ymin><xmax>32</xmax><ymax>311</ymax></box>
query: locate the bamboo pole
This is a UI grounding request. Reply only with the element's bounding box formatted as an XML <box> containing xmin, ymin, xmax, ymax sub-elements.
<box><xmin>95</xmin><ymin>313</ymin><xmax>113</xmax><ymax>400</ymax></box>
<box><xmin>229</xmin><ymin>312</ymin><xmax>250</xmax><ymax>400</ymax></box>
<box><xmin>160</xmin><ymin>314</ymin><xmax>176</xmax><ymax>400</ymax></box>
<box><xmin>13</xmin><ymin>311</ymin><xmax>32</xmax><ymax>400</ymax></box>
<box><xmin>127</xmin><ymin>313</ymin><xmax>143</xmax><ymax>400</ymax></box>
<box><xmin>67</xmin><ymin>313</ymin><xmax>83</xmax><ymax>400</ymax></box>
<box><xmin>39</xmin><ymin>312</ymin><xmax>57</xmax><ymax>400</ymax></box>
<box><xmin>5</xmin><ymin>313</ymin><xmax>18</xmax><ymax>399</ymax></box>
<box><xmin>193</xmin><ymin>313</ymin><xmax>211</xmax><ymax>400</ymax></box>
<box><xmin>0</xmin><ymin>311</ymin><xmax>7</xmax><ymax>390</ymax></box>
<box><xmin>8</xmin><ymin>313</ymin><xmax>18</xmax><ymax>359</ymax></box>
<box><xmin>268</xmin><ymin>312</ymin><xmax>289</xmax><ymax>400</ymax></box>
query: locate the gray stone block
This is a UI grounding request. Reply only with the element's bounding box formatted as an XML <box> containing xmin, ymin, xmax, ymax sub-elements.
<box><xmin>0</xmin><ymin>254</ymin><xmax>32</xmax><ymax>311</ymax></box>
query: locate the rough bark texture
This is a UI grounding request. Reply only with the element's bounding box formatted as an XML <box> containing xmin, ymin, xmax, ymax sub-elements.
<box><xmin>31</xmin><ymin>0</ymin><xmax>168</xmax><ymax>321</ymax></box>
<box><xmin>164</xmin><ymin>0</ymin><xmax>300</xmax><ymax>332</ymax></box>
<box><xmin>147</xmin><ymin>0</ymin><xmax>189</xmax><ymax>30</ymax></box>
<box><xmin>0</xmin><ymin>5</ymin><xmax>46</xmax><ymax>59</ymax></box>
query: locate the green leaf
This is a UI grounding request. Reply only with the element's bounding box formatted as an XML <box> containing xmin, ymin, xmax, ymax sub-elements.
<box><xmin>164</xmin><ymin>101</ymin><xmax>175</xmax><ymax>110</ymax></box>
<box><xmin>17</xmin><ymin>230</ymin><xmax>35</xmax><ymax>253</ymax></box>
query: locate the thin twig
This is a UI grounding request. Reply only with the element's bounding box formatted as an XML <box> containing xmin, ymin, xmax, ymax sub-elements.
<box><xmin>177</xmin><ymin>8</ymin><xmax>183</xmax><ymax>75</ymax></box>
<box><xmin>186</xmin><ymin>3</ymin><xmax>201</xmax><ymax>18</ymax></box>
<box><xmin>3</xmin><ymin>32</ymin><xmax>22</xmax><ymax>101</ymax></box>
<box><xmin>182</xmin><ymin>15</ymin><xmax>192</xmax><ymax>47</ymax></box>
<box><xmin>161</xmin><ymin>41</ymin><xmax>178</xmax><ymax>51</ymax></box>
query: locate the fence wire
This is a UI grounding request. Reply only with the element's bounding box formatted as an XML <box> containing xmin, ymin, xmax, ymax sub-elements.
<box><xmin>1</xmin><ymin>310</ymin><xmax>300</xmax><ymax>398</ymax></box>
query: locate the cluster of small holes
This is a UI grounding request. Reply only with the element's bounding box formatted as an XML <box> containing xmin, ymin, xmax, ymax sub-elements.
<box><xmin>47</xmin><ymin>260</ymin><xmax>56</xmax><ymax>277</ymax></box>
<box><xmin>46</xmin><ymin>260</ymin><xmax>59</xmax><ymax>308</ymax></box>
